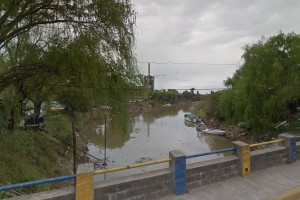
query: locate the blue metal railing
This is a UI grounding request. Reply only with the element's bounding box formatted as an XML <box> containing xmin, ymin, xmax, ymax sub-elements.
<box><xmin>0</xmin><ymin>147</ymin><xmax>237</xmax><ymax>193</ymax></box>
<box><xmin>0</xmin><ymin>175</ymin><xmax>76</xmax><ymax>192</ymax></box>
<box><xmin>186</xmin><ymin>147</ymin><xmax>236</xmax><ymax>159</ymax></box>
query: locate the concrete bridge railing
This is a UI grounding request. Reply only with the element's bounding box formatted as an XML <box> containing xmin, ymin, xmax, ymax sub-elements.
<box><xmin>0</xmin><ymin>133</ymin><xmax>298</xmax><ymax>200</ymax></box>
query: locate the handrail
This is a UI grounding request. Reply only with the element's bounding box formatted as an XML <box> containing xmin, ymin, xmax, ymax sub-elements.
<box><xmin>186</xmin><ymin>147</ymin><xmax>236</xmax><ymax>159</ymax></box>
<box><xmin>250</xmin><ymin>139</ymin><xmax>284</xmax><ymax>148</ymax></box>
<box><xmin>0</xmin><ymin>175</ymin><xmax>76</xmax><ymax>192</ymax></box>
<box><xmin>1</xmin><ymin>135</ymin><xmax>293</xmax><ymax>195</ymax></box>
<box><xmin>94</xmin><ymin>158</ymin><xmax>171</xmax><ymax>175</ymax></box>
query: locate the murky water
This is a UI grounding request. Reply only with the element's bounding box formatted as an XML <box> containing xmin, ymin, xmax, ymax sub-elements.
<box><xmin>80</xmin><ymin>105</ymin><xmax>232</xmax><ymax>181</ymax></box>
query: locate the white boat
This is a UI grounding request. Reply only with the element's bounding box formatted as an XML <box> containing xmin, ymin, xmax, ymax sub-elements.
<box><xmin>184</xmin><ymin>113</ymin><xmax>200</xmax><ymax>123</ymax></box>
<box><xmin>50</xmin><ymin>101</ymin><xmax>65</xmax><ymax>113</ymax></box>
<box><xmin>202</xmin><ymin>128</ymin><xmax>225</xmax><ymax>136</ymax></box>
<box><xmin>196</xmin><ymin>124</ymin><xmax>225</xmax><ymax>136</ymax></box>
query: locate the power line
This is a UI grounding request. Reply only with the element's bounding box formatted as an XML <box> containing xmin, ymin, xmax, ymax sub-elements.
<box><xmin>90</xmin><ymin>87</ymin><xmax>227</xmax><ymax>91</ymax></box>
<box><xmin>155</xmin><ymin>77</ymin><xmax>223</xmax><ymax>84</ymax></box>
<box><xmin>169</xmin><ymin>88</ymin><xmax>227</xmax><ymax>91</ymax></box>
<box><xmin>138</xmin><ymin>61</ymin><xmax>238</xmax><ymax>66</ymax></box>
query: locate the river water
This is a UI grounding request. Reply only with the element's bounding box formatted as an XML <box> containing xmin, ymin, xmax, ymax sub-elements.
<box><xmin>80</xmin><ymin>104</ymin><xmax>232</xmax><ymax>181</ymax></box>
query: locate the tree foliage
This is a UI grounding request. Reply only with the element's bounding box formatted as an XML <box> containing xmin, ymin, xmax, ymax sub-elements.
<box><xmin>217</xmin><ymin>32</ymin><xmax>300</xmax><ymax>136</ymax></box>
<box><xmin>0</xmin><ymin>0</ymin><xmax>138</xmax><ymax>127</ymax></box>
<box><xmin>150</xmin><ymin>90</ymin><xmax>179</xmax><ymax>103</ymax></box>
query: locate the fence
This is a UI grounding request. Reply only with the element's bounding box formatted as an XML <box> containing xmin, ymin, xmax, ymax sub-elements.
<box><xmin>0</xmin><ymin>133</ymin><xmax>297</xmax><ymax>200</ymax></box>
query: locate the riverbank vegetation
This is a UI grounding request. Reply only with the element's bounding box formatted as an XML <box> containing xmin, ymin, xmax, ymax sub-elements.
<box><xmin>0</xmin><ymin>0</ymin><xmax>140</xmax><ymax>197</ymax></box>
<box><xmin>149</xmin><ymin>89</ymin><xmax>205</xmax><ymax>104</ymax></box>
<box><xmin>0</xmin><ymin>114</ymin><xmax>75</xmax><ymax>198</ymax></box>
<box><xmin>196</xmin><ymin>32</ymin><xmax>300</xmax><ymax>139</ymax></box>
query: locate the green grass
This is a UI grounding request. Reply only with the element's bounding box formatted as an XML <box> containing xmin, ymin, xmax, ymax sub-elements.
<box><xmin>0</xmin><ymin>114</ymin><xmax>75</xmax><ymax>198</ymax></box>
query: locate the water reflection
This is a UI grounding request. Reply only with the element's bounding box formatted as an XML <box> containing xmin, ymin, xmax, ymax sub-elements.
<box><xmin>184</xmin><ymin>121</ymin><xmax>197</xmax><ymax>127</ymax></box>
<box><xmin>79</xmin><ymin>105</ymin><xmax>232</xmax><ymax>181</ymax></box>
<box><xmin>80</xmin><ymin>115</ymin><xmax>133</xmax><ymax>149</ymax></box>
<box><xmin>196</xmin><ymin>132</ymin><xmax>233</xmax><ymax>156</ymax></box>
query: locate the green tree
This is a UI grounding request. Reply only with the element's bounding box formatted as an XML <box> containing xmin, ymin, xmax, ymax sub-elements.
<box><xmin>0</xmin><ymin>0</ymin><xmax>138</xmax><ymax>126</ymax></box>
<box><xmin>150</xmin><ymin>90</ymin><xmax>179</xmax><ymax>103</ymax></box>
<box><xmin>218</xmin><ymin>32</ymin><xmax>300</xmax><ymax>136</ymax></box>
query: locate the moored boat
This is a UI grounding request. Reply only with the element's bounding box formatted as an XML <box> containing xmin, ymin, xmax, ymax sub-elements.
<box><xmin>184</xmin><ymin>113</ymin><xmax>200</xmax><ymax>123</ymax></box>
<box><xmin>202</xmin><ymin>128</ymin><xmax>225</xmax><ymax>136</ymax></box>
<box><xmin>196</xmin><ymin>124</ymin><xmax>226</xmax><ymax>136</ymax></box>
<box><xmin>50</xmin><ymin>101</ymin><xmax>65</xmax><ymax>113</ymax></box>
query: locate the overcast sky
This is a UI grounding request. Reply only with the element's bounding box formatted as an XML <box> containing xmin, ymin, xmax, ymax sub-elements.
<box><xmin>131</xmin><ymin>0</ymin><xmax>300</xmax><ymax>92</ymax></box>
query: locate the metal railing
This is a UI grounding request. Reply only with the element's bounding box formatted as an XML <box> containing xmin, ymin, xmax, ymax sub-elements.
<box><xmin>186</xmin><ymin>147</ymin><xmax>236</xmax><ymax>159</ymax></box>
<box><xmin>249</xmin><ymin>139</ymin><xmax>283</xmax><ymax>148</ymax></box>
<box><xmin>0</xmin><ymin>146</ymin><xmax>237</xmax><ymax>193</ymax></box>
<box><xmin>1</xmin><ymin>138</ymin><xmax>286</xmax><ymax>194</ymax></box>
<box><xmin>0</xmin><ymin>175</ymin><xmax>75</xmax><ymax>192</ymax></box>
<box><xmin>94</xmin><ymin>158</ymin><xmax>171</xmax><ymax>175</ymax></box>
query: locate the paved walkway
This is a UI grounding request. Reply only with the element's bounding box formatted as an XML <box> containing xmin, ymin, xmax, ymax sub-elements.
<box><xmin>161</xmin><ymin>161</ymin><xmax>300</xmax><ymax>200</ymax></box>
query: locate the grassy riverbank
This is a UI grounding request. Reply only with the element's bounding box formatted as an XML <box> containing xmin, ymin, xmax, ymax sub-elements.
<box><xmin>0</xmin><ymin>114</ymin><xmax>76</xmax><ymax>199</ymax></box>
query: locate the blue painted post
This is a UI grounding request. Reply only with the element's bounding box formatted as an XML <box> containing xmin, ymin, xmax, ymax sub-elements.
<box><xmin>169</xmin><ymin>150</ymin><xmax>186</xmax><ymax>195</ymax></box>
<box><xmin>279</xmin><ymin>133</ymin><xmax>297</xmax><ymax>163</ymax></box>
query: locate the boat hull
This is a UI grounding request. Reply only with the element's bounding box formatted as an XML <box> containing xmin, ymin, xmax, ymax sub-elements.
<box><xmin>202</xmin><ymin>129</ymin><xmax>225</xmax><ymax>136</ymax></box>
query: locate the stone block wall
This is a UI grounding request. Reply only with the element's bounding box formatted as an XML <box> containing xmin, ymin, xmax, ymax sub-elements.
<box><xmin>250</xmin><ymin>146</ymin><xmax>287</xmax><ymax>171</ymax></box>
<box><xmin>186</xmin><ymin>156</ymin><xmax>239</xmax><ymax>189</ymax></box>
<box><xmin>296</xmin><ymin>142</ymin><xmax>300</xmax><ymax>160</ymax></box>
<box><xmin>6</xmin><ymin>144</ymin><xmax>293</xmax><ymax>200</ymax></box>
<box><xmin>94</xmin><ymin>169</ymin><xmax>172</xmax><ymax>200</ymax></box>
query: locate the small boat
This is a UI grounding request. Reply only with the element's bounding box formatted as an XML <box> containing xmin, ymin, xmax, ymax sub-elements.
<box><xmin>196</xmin><ymin>124</ymin><xmax>226</xmax><ymax>136</ymax></box>
<box><xmin>184</xmin><ymin>113</ymin><xmax>200</xmax><ymax>123</ymax></box>
<box><xmin>50</xmin><ymin>102</ymin><xmax>65</xmax><ymax>113</ymax></box>
<box><xmin>202</xmin><ymin>128</ymin><xmax>225</xmax><ymax>136</ymax></box>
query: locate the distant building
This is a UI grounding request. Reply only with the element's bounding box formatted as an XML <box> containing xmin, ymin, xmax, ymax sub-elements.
<box><xmin>145</xmin><ymin>63</ymin><xmax>154</xmax><ymax>91</ymax></box>
<box><xmin>145</xmin><ymin>75</ymin><xmax>154</xmax><ymax>91</ymax></box>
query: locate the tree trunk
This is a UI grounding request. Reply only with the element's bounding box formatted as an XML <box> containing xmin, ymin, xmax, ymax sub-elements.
<box><xmin>34</xmin><ymin>100</ymin><xmax>42</xmax><ymax>118</ymax></box>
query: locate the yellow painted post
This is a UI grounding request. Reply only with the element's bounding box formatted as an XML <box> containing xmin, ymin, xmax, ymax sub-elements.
<box><xmin>76</xmin><ymin>163</ymin><xmax>94</xmax><ymax>200</ymax></box>
<box><xmin>233</xmin><ymin>141</ymin><xmax>250</xmax><ymax>177</ymax></box>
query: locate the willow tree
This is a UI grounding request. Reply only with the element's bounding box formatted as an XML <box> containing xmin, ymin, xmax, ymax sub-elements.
<box><xmin>218</xmin><ymin>32</ymin><xmax>300</xmax><ymax>136</ymax></box>
<box><xmin>0</xmin><ymin>0</ymin><xmax>139</xmax><ymax>127</ymax></box>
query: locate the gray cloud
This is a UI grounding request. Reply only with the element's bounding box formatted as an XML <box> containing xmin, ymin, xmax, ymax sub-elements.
<box><xmin>132</xmin><ymin>0</ymin><xmax>300</xmax><ymax>91</ymax></box>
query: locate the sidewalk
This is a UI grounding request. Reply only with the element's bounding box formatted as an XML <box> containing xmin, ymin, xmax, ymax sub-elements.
<box><xmin>161</xmin><ymin>161</ymin><xmax>300</xmax><ymax>200</ymax></box>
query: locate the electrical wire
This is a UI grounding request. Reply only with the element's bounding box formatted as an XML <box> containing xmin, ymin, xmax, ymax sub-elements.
<box><xmin>138</xmin><ymin>61</ymin><xmax>238</xmax><ymax>65</ymax></box>
<box><xmin>155</xmin><ymin>77</ymin><xmax>223</xmax><ymax>83</ymax></box>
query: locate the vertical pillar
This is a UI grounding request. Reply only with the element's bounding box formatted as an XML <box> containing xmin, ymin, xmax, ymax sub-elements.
<box><xmin>233</xmin><ymin>141</ymin><xmax>250</xmax><ymax>177</ymax></box>
<box><xmin>279</xmin><ymin>133</ymin><xmax>297</xmax><ymax>163</ymax></box>
<box><xmin>169</xmin><ymin>150</ymin><xmax>186</xmax><ymax>195</ymax></box>
<box><xmin>76</xmin><ymin>163</ymin><xmax>94</xmax><ymax>200</ymax></box>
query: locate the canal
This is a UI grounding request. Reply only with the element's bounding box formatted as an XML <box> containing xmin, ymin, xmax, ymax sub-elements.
<box><xmin>80</xmin><ymin>104</ymin><xmax>232</xmax><ymax>181</ymax></box>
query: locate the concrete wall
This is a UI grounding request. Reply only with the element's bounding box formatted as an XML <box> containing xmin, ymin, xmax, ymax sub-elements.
<box><xmin>250</xmin><ymin>146</ymin><xmax>287</xmax><ymax>172</ymax></box>
<box><xmin>6</xmin><ymin>169</ymin><xmax>173</xmax><ymax>200</ymax></box>
<box><xmin>186</xmin><ymin>156</ymin><xmax>239</xmax><ymax>189</ymax></box>
<box><xmin>94</xmin><ymin>169</ymin><xmax>172</xmax><ymax>200</ymax></box>
<box><xmin>296</xmin><ymin>142</ymin><xmax>300</xmax><ymax>160</ymax></box>
<box><xmin>5</xmin><ymin>145</ymin><xmax>291</xmax><ymax>200</ymax></box>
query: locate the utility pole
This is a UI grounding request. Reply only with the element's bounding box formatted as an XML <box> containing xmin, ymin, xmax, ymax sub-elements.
<box><xmin>148</xmin><ymin>63</ymin><xmax>151</xmax><ymax>91</ymax></box>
